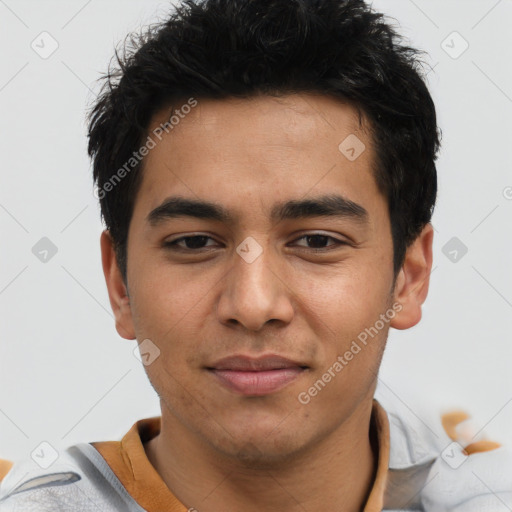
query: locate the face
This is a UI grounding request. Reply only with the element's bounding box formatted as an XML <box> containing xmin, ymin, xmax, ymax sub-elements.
<box><xmin>102</xmin><ymin>93</ymin><xmax>432</xmax><ymax>465</ymax></box>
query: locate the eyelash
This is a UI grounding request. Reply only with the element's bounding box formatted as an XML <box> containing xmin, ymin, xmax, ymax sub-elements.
<box><xmin>163</xmin><ymin>233</ymin><xmax>348</xmax><ymax>252</ymax></box>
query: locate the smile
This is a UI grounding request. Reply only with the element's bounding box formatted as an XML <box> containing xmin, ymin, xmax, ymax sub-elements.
<box><xmin>207</xmin><ymin>354</ymin><xmax>308</xmax><ymax>396</ymax></box>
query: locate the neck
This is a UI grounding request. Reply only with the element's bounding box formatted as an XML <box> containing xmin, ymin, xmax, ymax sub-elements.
<box><xmin>144</xmin><ymin>399</ymin><xmax>378</xmax><ymax>512</ymax></box>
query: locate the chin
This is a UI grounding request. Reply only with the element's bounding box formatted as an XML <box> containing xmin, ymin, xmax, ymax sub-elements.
<box><xmin>206</xmin><ymin>425</ymin><xmax>313</xmax><ymax>469</ymax></box>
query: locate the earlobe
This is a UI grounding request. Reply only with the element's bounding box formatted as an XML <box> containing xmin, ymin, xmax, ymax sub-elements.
<box><xmin>390</xmin><ymin>223</ymin><xmax>434</xmax><ymax>331</ymax></box>
<box><xmin>100</xmin><ymin>230</ymin><xmax>136</xmax><ymax>340</ymax></box>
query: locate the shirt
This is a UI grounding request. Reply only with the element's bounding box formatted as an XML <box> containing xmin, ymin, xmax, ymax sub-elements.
<box><xmin>0</xmin><ymin>395</ymin><xmax>508</xmax><ymax>511</ymax></box>
<box><xmin>89</xmin><ymin>399</ymin><xmax>390</xmax><ymax>511</ymax></box>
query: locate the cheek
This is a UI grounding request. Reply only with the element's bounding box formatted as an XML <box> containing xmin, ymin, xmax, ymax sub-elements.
<box><xmin>294</xmin><ymin>263</ymin><xmax>390</xmax><ymax>332</ymax></box>
<box><xmin>129</xmin><ymin>261</ymin><xmax>211</xmax><ymax>337</ymax></box>
<box><xmin>297</xmin><ymin>274</ymin><xmax>389</xmax><ymax>409</ymax></box>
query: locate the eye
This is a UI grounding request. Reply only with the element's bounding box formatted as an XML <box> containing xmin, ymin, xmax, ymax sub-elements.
<box><xmin>163</xmin><ymin>233</ymin><xmax>348</xmax><ymax>253</ymax></box>
<box><xmin>163</xmin><ymin>235</ymin><xmax>220</xmax><ymax>251</ymax></box>
<box><xmin>292</xmin><ymin>233</ymin><xmax>348</xmax><ymax>250</ymax></box>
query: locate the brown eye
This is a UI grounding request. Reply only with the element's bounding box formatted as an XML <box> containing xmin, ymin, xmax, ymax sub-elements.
<box><xmin>293</xmin><ymin>234</ymin><xmax>347</xmax><ymax>250</ymax></box>
<box><xmin>164</xmin><ymin>235</ymin><xmax>219</xmax><ymax>250</ymax></box>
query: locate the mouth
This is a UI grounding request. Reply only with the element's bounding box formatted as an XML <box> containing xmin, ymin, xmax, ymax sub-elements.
<box><xmin>206</xmin><ymin>355</ymin><xmax>309</xmax><ymax>396</ymax></box>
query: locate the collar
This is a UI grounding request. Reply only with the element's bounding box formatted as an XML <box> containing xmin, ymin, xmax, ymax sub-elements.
<box><xmin>92</xmin><ymin>398</ymin><xmax>391</xmax><ymax>511</ymax></box>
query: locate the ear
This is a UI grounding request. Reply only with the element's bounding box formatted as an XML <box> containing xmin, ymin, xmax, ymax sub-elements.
<box><xmin>100</xmin><ymin>230</ymin><xmax>136</xmax><ymax>340</ymax></box>
<box><xmin>390</xmin><ymin>223</ymin><xmax>434</xmax><ymax>330</ymax></box>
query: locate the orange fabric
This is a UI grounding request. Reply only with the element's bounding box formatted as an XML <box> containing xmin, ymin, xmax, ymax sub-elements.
<box><xmin>0</xmin><ymin>459</ymin><xmax>13</xmax><ymax>483</ymax></box>
<box><xmin>364</xmin><ymin>398</ymin><xmax>391</xmax><ymax>511</ymax></box>
<box><xmin>441</xmin><ymin>410</ymin><xmax>470</xmax><ymax>440</ymax></box>
<box><xmin>91</xmin><ymin>399</ymin><xmax>390</xmax><ymax>512</ymax></box>
<box><xmin>464</xmin><ymin>440</ymin><xmax>502</xmax><ymax>455</ymax></box>
<box><xmin>92</xmin><ymin>418</ymin><xmax>188</xmax><ymax>512</ymax></box>
<box><xmin>441</xmin><ymin>410</ymin><xmax>502</xmax><ymax>454</ymax></box>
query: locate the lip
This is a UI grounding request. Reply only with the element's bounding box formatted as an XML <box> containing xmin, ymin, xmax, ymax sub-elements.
<box><xmin>207</xmin><ymin>355</ymin><xmax>308</xmax><ymax>396</ymax></box>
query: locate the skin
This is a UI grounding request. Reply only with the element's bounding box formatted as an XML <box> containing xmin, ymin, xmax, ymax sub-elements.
<box><xmin>101</xmin><ymin>92</ymin><xmax>433</xmax><ymax>511</ymax></box>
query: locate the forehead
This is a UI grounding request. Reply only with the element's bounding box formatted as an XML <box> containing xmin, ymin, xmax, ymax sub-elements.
<box><xmin>134</xmin><ymin>93</ymin><xmax>383</xmax><ymax>224</ymax></box>
<box><xmin>148</xmin><ymin>93</ymin><xmax>367</xmax><ymax>155</ymax></box>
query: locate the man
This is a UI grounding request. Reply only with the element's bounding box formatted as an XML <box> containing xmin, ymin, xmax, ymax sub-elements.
<box><xmin>0</xmin><ymin>0</ymin><xmax>509</xmax><ymax>510</ymax></box>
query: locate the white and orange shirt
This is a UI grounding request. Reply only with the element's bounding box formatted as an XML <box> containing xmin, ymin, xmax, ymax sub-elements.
<box><xmin>0</xmin><ymin>396</ymin><xmax>509</xmax><ymax>511</ymax></box>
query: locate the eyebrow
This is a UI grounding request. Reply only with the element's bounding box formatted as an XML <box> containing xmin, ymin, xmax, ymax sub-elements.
<box><xmin>146</xmin><ymin>194</ymin><xmax>369</xmax><ymax>227</ymax></box>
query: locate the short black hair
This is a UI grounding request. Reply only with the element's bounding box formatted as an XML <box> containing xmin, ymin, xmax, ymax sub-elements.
<box><xmin>87</xmin><ymin>0</ymin><xmax>440</xmax><ymax>283</ymax></box>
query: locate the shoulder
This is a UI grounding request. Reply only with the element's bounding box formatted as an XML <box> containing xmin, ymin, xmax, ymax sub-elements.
<box><xmin>421</xmin><ymin>442</ymin><xmax>512</xmax><ymax>511</ymax></box>
<box><xmin>423</xmin><ymin>410</ymin><xmax>512</xmax><ymax>511</ymax></box>
<box><xmin>0</xmin><ymin>443</ymin><xmax>145</xmax><ymax>511</ymax></box>
<box><xmin>0</xmin><ymin>458</ymin><xmax>13</xmax><ymax>483</ymax></box>
<box><xmin>375</xmin><ymin>388</ymin><xmax>512</xmax><ymax>511</ymax></box>
<box><xmin>0</xmin><ymin>446</ymin><xmax>84</xmax><ymax>511</ymax></box>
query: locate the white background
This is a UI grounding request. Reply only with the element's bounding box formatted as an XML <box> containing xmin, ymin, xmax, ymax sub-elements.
<box><xmin>0</xmin><ymin>0</ymin><xmax>511</xmax><ymax>462</ymax></box>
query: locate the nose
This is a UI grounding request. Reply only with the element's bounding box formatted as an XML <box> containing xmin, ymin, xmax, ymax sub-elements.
<box><xmin>216</xmin><ymin>240</ymin><xmax>294</xmax><ymax>332</ymax></box>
